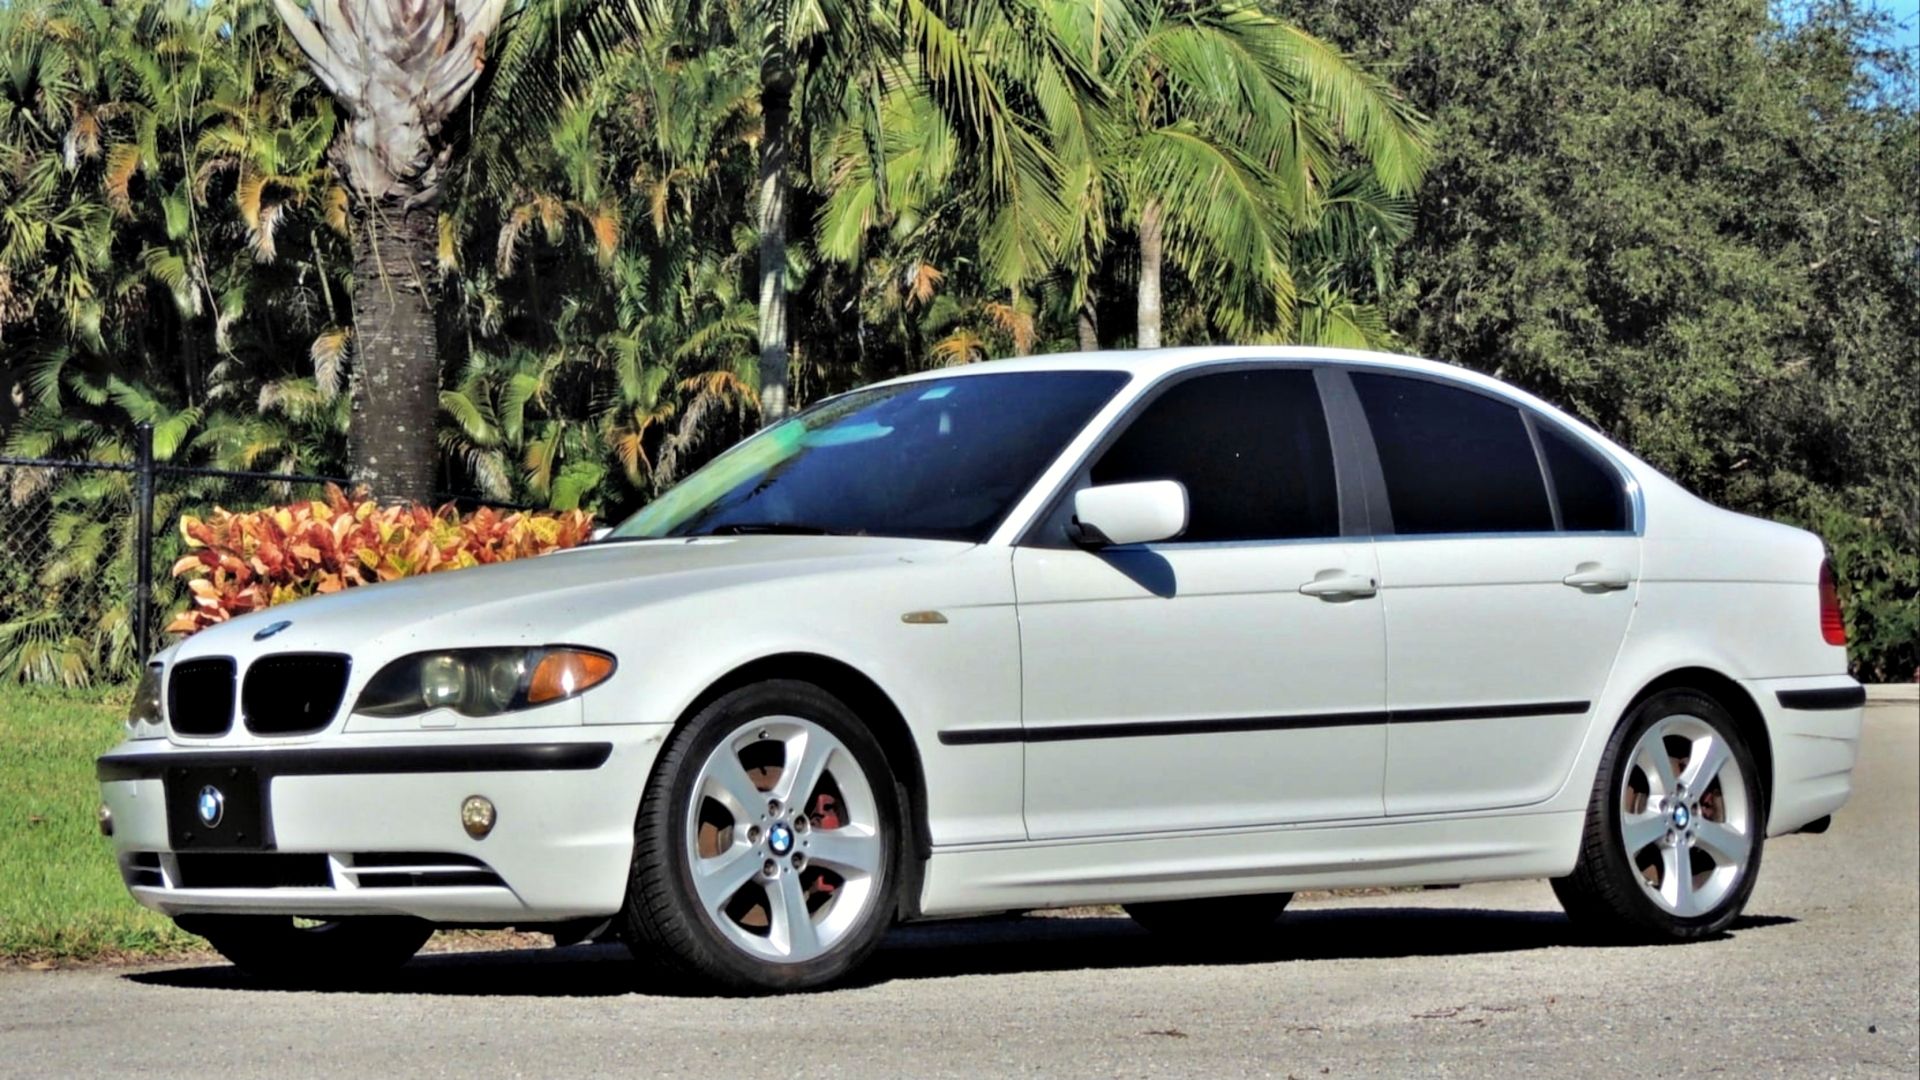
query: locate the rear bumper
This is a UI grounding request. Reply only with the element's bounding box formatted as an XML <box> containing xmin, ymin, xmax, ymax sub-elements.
<box><xmin>97</xmin><ymin>729</ymin><xmax>665</xmax><ymax>923</ymax></box>
<box><xmin>1747</xmin><ymin>675</ymin><xmax>1864</xmax><ymax>837</ymax></box>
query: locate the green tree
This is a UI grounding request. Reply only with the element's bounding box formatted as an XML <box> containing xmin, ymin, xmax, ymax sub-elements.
<box><xmin>1276</xmin><ymin>0</ymin><xmax>1919</xmax><ymax>679</ymax></box>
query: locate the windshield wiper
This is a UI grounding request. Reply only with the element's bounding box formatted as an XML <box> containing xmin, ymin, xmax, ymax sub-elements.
<box><xmin>701</xmin><ymin>522</ymin><xmax>846</xmax><ymax>536</ymax></box>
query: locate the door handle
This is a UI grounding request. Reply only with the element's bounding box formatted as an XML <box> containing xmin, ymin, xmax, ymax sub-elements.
<box><xmin>1299</xmin><ymin>571</ymin><xmax>1378</xmax><ymax>599</ymax></box>
<box><xmin>1562</xmin><ymin>563</ymin><xmax>1632</xmax><ymax>591</ymax></box>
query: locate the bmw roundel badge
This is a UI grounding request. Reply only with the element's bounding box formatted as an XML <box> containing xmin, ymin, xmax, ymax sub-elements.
<box><xmin>253</xmin><ymin>619</ymin><xmax>293</xmax><ymax>641</ymax></box>
<box><xmin>196</xmin><ymin>785</ymin><xmax>225</xmax><ymax>828</ymax></box>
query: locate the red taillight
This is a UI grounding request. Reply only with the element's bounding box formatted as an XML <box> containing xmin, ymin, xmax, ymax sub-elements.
<box><xmin>1818</xmin><ymin>559</ymin><xmax>1847</xmax><ymax>647</ymax></box>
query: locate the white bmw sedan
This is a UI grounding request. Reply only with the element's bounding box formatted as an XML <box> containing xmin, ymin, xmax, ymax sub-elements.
<box><xmin>98</xmin><ymin>347</ymin><xmax>1864</xmax><ymax>992</ymax></box>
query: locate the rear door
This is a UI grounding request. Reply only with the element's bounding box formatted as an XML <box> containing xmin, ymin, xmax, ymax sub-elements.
<box><xmin>1339</xmin><ymin>370</ymin><xmax>1641</xmax><ymax>816</ymax></box>
<box><xmin>1012</xmin><ymin>366</ymin><xmax>1389</xmax><ymax>839</ymax></box>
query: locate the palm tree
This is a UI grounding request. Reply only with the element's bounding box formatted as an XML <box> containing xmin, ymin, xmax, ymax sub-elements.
<box><xmin>269</xmin><ymin>0</ymin><xmax>654</xmax><ymax>501</ymax></box>
<box><xmin>265</xmin><ymin>0</ymin><xmax>513</xmax><ymax>502</ymax></box>
<box><xmin>807</xmin><ymin>1</ymin><xmax>1107</xmax><ymax>366</ymax></box>
<box><xmin>436</xmin><ymin>19</ymin><xmax>767</xmax><ymax>509</ymax></box>
<box><xmin>1044</xmin><ymin>0</ymin><xmax>1428</xmax><ymax>348</ymax></box>
<box><xmin>735</xmin><ymin>0</ymin><xmax>892</xmax><ymax>425</ymax></box>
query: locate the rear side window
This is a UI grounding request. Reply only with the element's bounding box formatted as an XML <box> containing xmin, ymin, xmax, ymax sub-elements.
<box><xmin>1538</xmin><ymin>422</ymin><xmax>1629</xmax><ymax>531</ymax></box>
<box><xmin>1351</xmin><ymin>372</ymin><xmax>1553</xmax><ymax>535</ymax></box>
<box><xmin>1091</xmin><ymin>369</ymin><xmax>1338</xmax><ymax>542</ymax></box>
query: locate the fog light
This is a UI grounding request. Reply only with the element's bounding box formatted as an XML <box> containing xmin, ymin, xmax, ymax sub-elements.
<box><xmin>461</xmin><ymin>795</ymin><xmax>496</xmax><ymax>839</ymax></box>
<box><xmin>97</xmin><ymin>805</ymin><xmax>113</xmax><ymax>838</ymax></box>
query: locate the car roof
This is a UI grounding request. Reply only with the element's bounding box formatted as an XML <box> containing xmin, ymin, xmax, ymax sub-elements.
<box><xmin>870</xmin><ymin>346</ymin><xmax>1642</xmax><ymax>477</ymax></box>
<box><xmin>875</xmin><ymin>346</ymin><xmax>1530</xmax><ymax>404</ymax></box>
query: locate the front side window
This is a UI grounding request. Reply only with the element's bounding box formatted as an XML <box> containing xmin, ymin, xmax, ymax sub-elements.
<box><xmin>1351</xmin><ymin>372</ymin><xmax>1554</xmax><ymax>535</ymax></box>
<box><xmin>608</xmin><ymin>371</ymin><xmax>1129</xmax><ymax>543</ymax></box>
<box><xmin>1089</xmin><ymin>368</ymin><xmax>1340</xmax><ymax>542</ymax></box>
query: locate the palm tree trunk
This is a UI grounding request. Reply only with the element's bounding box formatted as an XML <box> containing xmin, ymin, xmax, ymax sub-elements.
<box><xmin>1136</xmin><ymin>199</ymin><xmax>1164</xmax><ymax>349</ymax></box>
<box><xmin>1011</xmin><ymin>287</ymin><xmax>1031</xmax><ymax>357</ymax></box>
<box><xmin>346</xmin><ymin>202</ymin><xmax>440</xmax><ymax>504</ymax></box>
<box><xmin>756</xmin><ymin>54</ymin><xmax>795</xmax><ymax>427</ymax></box>
<box><xmin>1077</xmin><ymin>291</ymin><xmax>1099</xmax><ymax>351</ymax></box>
<box><xmin>178</xmin><ymin>314</ymin><xmax>201</xmax><ymax>408</ymax></box>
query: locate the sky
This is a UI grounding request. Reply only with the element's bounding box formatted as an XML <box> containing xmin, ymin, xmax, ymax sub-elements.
<box><xmin>1867</xmin><ymin>0</ymin><xmax>1920</xmax><ymax>52</ymax></box>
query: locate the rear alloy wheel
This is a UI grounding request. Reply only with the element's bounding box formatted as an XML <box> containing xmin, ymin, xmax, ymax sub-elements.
<box><xmin>623</xmin><ymin>681</ymin><xmax>902</xmax><ymax>992</ymax></box>
<box><xmin>1124</xmin><ymin>893</ymin><xmax>1293</xmax><ymax>940</ymax></box>
<box><xmin>1553</xmin><ymin>689</ymin><xmax>1764</xmax><ymax>940</ymax></box>
<box><xmin>180</xmin><ymin>914</ymin><xmax>432</xmax><ymax>986</ymax></box>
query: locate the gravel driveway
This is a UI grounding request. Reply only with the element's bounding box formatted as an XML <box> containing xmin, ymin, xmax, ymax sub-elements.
<box><xmin>4</xmin><ymin>697</ymin><xmax>1914</xmax><ymax>1078</ymax></box>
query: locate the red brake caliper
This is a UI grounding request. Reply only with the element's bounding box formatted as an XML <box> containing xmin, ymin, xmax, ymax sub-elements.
<box><xmin>805</xmin><ymin>793</ymin><xmax>841</xmax><ymax>902</ymax></box>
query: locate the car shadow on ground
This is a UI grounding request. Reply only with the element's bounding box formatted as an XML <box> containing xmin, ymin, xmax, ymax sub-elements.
<box><xmin>125</xmin><ymin>906</ymin><xmax>1795</xmax><ymax>999</ymax></box>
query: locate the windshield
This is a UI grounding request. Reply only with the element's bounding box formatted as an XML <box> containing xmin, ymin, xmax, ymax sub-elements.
<box><xmin>608</xmin><ymin>370</ymin><xmax>1129</xmax><ymax>543</ymax></box>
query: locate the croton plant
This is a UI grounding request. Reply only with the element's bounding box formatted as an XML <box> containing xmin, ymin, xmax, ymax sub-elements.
<box><xmin>166</xmin><ymin>485</ymin><xmax>595</xmax><ymax>635</ymax></box>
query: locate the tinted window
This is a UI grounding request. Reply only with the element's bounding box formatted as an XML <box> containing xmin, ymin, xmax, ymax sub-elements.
<box><xmin>610</xmin><ymin>371</ymin><xmax>1127</xmax><ymax>543</ymax></box>
<box><xmin>1352</xmin><ymin>373</ymin><xmax>1553</xmax><ymax>535</ymax></box>
<box><xmin>1539</xmin><ymin>422</ymin><xmax>1629</xmax><ymax>531</ymax></box>
<box><xmin>1090</xmin><ymin>369</ymin><xmax>1338</xmax><ymax>542</ymax></box>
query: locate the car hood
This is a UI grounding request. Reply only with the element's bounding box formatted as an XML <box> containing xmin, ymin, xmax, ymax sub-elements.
<box><xmin>172</xmin><ymin>535</ymin><xmax>974</xmax><ymax>662</ymax></box>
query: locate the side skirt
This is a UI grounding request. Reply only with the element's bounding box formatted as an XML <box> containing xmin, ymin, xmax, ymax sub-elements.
<box><xmin>916</xmin><ymin>809</ymin><xmax>1586</xmax><ymax>917</ymax></box>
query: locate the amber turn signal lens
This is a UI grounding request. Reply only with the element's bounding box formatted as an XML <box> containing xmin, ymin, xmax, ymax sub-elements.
<box><xmin>526</xmin><ymin>649</ymin><xmax>616</xmax><ymax>704</ymax></box>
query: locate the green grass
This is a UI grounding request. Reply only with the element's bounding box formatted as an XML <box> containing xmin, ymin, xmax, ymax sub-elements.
<box><xmin>0</xmin><ymin>683</ymin><xmax>194</xmax><ymax>961</ymax></box>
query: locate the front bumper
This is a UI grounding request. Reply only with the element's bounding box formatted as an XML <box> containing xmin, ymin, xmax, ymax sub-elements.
<box><xmin>97</xmin><ymin>729</ymin><xmax>667</xmax><ymax>923</ymax></box>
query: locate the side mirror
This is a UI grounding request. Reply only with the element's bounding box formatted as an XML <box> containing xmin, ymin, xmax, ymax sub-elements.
<box><xmin>1067</xmin><ymin>480</ymin><xmax>1188</xmax><ymax>548</ymax></box>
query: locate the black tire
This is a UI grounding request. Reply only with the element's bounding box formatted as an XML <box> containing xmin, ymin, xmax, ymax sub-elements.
<box><xmin>179</xmin><ymin>915</ymin><xmax>432</xmax><ymax>985</ymax></box>
<box><xmin>621</xmin><ymin>680</ymin><xmax>905</xmax><ymax>993</ymax></box>
<box><xmin>1124</xmin><ymin>893</ymin><xmax>1294</xmax><ymax>939</ymax></box>
<box><xmin>1552</xmin><ymin>688</ymin><xmax>1765</xmax><ymax>941</ymax></box>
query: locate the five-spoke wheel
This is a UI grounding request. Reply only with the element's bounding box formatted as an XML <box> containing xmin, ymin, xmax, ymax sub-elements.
<box><xmin>624</xmin><ymin>680</ymin><xmax>902</xmax><ymax>992</ymax></box>
<box><xmin>1616</xmin><ymin>713</ymin><xmax>1755</xmax><ymax>918</ymax></box>
<box><xmin>1555</xmin><ymin>688</ymin><xmax>1764</xmax><ymax>940</ymax></box>
<box><xmin>685</xmin><ymin>716</ymin><xmax>885</xmax><ymax>964</ymax></box>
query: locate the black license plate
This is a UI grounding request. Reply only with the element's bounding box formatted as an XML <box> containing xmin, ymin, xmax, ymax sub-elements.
<box><xmin>165</xmin><ymin>765</ymin><xmax>271</xmax><ymax>851</ymax></box>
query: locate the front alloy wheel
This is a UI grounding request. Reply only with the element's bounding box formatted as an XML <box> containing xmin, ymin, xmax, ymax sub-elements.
<box><xmin>1554</xmin><ymin>689</ymin><xmax>1764</xmax><ymax>940</ymax></box>
<box><xmin>684</xmin><ymin>715</ymin><xmax>886</xmax><ymax>963</ymax></box>
<box><xmin>624</xmin><ymin>681</ymin><xmax>902</xmax><ymax>992</ymax></box>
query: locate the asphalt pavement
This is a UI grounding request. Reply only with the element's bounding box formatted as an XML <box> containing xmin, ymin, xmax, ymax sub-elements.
<box><xmin>4</xmin><ymin>697</ymin><xmax>1915</xmax><ymax>1078</ymax></box>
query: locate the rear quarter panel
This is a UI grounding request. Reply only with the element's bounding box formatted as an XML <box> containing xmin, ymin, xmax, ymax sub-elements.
<box><xmin>1560</xmin><ymin>470</ymin><xmax>1857</xmax><ymax>836</ymax></box>
<box><xmin>1632</xmin><ymin>471</ymin><xmax>1844</xmax><ymax>681</ymax></box>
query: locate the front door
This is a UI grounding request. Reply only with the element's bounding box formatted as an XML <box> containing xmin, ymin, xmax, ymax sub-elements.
<box><xmin>1343</xmin><ymin>370</ymin><xmax>1641</xmax><ymax>816</ymax></box>
<box><xmin>1013</xmin><ymin>367</ymin><xmax>1389</xmax><ymax>840</ymax></box>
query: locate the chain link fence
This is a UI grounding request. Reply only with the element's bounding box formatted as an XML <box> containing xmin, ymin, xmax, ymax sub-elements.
<box><xmin>0</xmin><ymin>457</ymin><xmax>144</xmax><ymax>685</ymax></box>
<box><xmin>0</xmin><ymin>423</ymin><xmax>527</xmax><ymax>686</ymax></box>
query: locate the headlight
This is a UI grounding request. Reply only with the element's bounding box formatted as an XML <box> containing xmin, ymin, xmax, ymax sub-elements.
<box><xmin>354</xmin><ymin>647</ymin><xmax>616</xmax><ymax>718</ymax></box>
<box><xmin>126</xmin><ymin>664</ymin><xmax>165</xmax><ymax>739</ymax></box>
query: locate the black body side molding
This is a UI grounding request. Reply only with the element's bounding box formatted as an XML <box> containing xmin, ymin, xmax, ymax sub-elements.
<box><xmin>938</xmin><ymin>701</ymin><xmax>1591</xmax><ymax>746</ymax></box>
<box><xmin>1775</xmin><ymin>686</ymin><xmax>1867</xmax><ymax>711</ymax></box>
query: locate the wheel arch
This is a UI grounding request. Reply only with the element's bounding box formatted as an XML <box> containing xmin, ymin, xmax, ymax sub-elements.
<box><xmin>1620</xmin><ymin>666</ymin><xmax>1774</xmax><ymax>817</ymax></box>
<box><xmin>673</xmin><ymin>652</ymin><xmax>933</xmax><ymax>914</ymax></box>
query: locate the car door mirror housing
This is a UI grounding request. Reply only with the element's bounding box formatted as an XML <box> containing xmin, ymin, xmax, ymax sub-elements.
<box><xmin>1068</xmin><ymin>481</ymin><xmax>1188</xmax><ymax>548</ymax></box>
